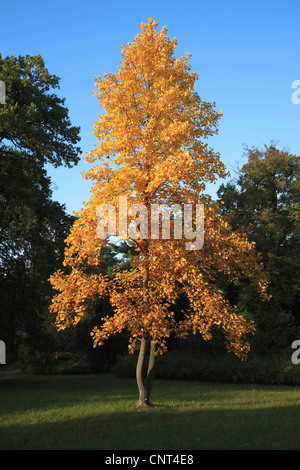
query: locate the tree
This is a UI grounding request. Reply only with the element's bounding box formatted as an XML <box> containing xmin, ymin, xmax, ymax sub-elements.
<box><xmin>49</xmin><ymin>18</ymin><xmax>269</xmax><ymax>406</ymax></box>
<box><xmin>0</xmin><ymin>53</ymin><xmax>81</xmax><ymax>168</ymax></box>
<box><xmin>0</xmin><ymin>54</ymin><xmax>81</xmax><ymax>362</ymax></box>
<box><xmin>217</xmin><ymin>144</ymin><xmax>300</xmax><ymax>353</ymax></box>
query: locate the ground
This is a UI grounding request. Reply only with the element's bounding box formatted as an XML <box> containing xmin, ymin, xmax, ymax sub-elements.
<box><xmin>0</xmin><ymin>372</ymin><xmax>300</xmax><ymax>450</ymax></box>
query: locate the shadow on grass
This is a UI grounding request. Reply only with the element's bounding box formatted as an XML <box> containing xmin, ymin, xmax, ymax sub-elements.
<box><xmin>2</xmin><ymin>404</ymin><xmax>300</xmax><ymax>450</ymax></box>
<box><xmin>1</xmin><ymin>374</ymin><xmax>300</xmax><ymax>450</ymax></box>
<box><xmin>0</xmin><ymin>373</ymin><xmax>239</xmax><ymax>412</ymax></box>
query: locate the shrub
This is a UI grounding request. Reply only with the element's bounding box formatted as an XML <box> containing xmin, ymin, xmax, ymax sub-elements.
<box><xmin>112</xmin><ymin>349</ymin><xmax>300</xmax><ymax>385</ymax></box>
<box><xmin>50</xmin><ymin>352</ymin><xmax>92</xmax><ymax>375</ymax></box>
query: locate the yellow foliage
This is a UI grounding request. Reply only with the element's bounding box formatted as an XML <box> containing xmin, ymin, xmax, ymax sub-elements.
<box><xmin>49</xmin><ymin>18</ymin><xmax>269</xmax><ymax>360</ymax></box>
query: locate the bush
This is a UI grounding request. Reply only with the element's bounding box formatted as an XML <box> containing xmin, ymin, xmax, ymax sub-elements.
<box><xmin>112</xmin><ymin>349</ymin><xmax>300</xmax><ymax>385</ymax></box>
<box><xmin>50</xmin><ymin>352</ymin><xmax>92</xmax><ymax>375</ymax></box>
<box><xmin>19</xmin><ymin>350</ymin><xmax>93</xmax><ymax>375</ymax></box>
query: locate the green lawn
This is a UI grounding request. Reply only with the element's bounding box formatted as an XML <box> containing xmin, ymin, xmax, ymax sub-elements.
<box><xmin>0</xmin><ymin>373</ymin><xmax>300</xmax><ymax>450</ymax></box>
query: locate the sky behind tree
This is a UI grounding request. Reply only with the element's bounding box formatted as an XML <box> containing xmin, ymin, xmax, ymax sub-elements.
<box><xmin>1</xmin><ymin>0</ymin><xmax>300</xmax><ymax>214</ymax></box>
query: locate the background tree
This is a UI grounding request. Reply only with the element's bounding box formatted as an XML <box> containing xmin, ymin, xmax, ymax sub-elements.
<box><xmin>0</xmin><ymin>54</ymin><xmax>81</xmax><ymax>364</ymax></box>
<box><xmin>217</xmin><ymin>144</ymin><xmax>300</xmax><ymax>354</ymax></box>
<box><xmin>50</xmin><ymin>18</ymin><xmax>269</xmax><ymax>406</ymax></box>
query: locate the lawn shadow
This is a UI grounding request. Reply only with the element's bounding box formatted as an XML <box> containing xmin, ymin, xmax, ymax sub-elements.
<box><xmin>1</xmin><ymin>374</ymin><xmax>300</xmax><ymax>450</ymax></box>
<box><xmin>1</xmin><ymin>402</ymin><xmax>300</xmax><ymax>450</ymax></box>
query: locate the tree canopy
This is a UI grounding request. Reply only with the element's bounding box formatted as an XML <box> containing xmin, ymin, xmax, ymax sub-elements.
<box><xmin>217</xmin><ymin>144</ymin><xmax>300</xmax><ymax>353</ymax></box>
<box><xmin>0</xmin><ymin>54</ymin><xmax>81</xmax><ymax>362</ymax></box>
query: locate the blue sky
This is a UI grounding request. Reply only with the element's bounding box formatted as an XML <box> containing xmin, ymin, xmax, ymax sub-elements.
<box><xmin>1</xmin><ymin>0</ymin><xmax>300</xmax><ymax>214</ymax></box>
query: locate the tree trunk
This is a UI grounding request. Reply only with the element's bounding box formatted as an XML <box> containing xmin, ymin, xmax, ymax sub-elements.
<box><xmin>136</xmin><ymin>338</ymin><xmax>156</xmax><ymax>407</ymax></box>
<box><xmin>136</xmin><ymin>240</ymin><xmax>156</xmax><ymax>407</ymax></box>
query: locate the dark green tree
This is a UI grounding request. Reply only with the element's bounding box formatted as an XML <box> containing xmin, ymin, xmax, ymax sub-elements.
<box><xmin>217</xmin><ymin>144</ymin><xmax>300</xmax><ymax>354</ymax></box>
<box><xmin>0</xmin><ymin>54</ymin><xmax>81</xmax><ymax>167</ymax></box>
<box><xmin>0</xmin><ymin>54</ymin><xmax>81</xmax><ymax>364</ymax></box>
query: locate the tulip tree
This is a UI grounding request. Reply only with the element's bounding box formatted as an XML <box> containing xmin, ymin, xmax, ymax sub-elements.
<box><xmin>49</xmin><ymin>18</ymin><xmax>269</xmax><ymax>407</ymax></box>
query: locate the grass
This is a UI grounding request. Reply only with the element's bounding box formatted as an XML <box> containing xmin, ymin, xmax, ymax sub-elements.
<box><xmin>1</xmin><ymin>373</ymin><xmax>300</xmax><ymax>449</ymax></box>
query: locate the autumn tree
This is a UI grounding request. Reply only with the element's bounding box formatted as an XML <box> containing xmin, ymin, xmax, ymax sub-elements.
<box><xmin>50</xmin><ymin>19</ymin><xmax>269</xmax><ymax>407</ymax></box>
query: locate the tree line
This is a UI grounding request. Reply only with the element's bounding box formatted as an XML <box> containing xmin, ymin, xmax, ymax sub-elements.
<box><xmin>0</xmin><ymin>20</ymin><xmax>299</xmax><ymax>400</ymax></box>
